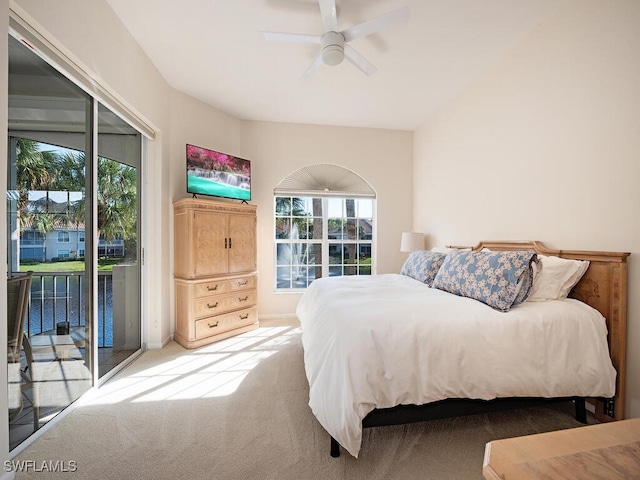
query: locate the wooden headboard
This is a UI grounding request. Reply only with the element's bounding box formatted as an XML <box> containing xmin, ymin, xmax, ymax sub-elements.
<box><xmin>449</xmin><ymin>240</ymin><xmax>630</xmax><ymax>421</ymax></box>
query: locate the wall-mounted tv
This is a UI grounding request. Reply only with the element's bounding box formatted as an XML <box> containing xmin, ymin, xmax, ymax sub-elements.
<box><xmin>186</xmin><ymin>144</ymin><xmax>251</xmax><ymax>202</ymax></box>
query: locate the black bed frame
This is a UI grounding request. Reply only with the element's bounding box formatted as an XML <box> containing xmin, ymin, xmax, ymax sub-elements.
<box><xmin>329</xmin><ymin>396</ymin><xmax>589</xmax><ymax>458</ymax></box>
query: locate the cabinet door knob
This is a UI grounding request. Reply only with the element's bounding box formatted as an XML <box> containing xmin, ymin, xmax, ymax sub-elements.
<box><xmin>207</xmin><ymin>302</ymin><xmax>219</xmax><ymax>309</ymax></box>
<box><xmin>239</xmin><ymin>296</ymin><xmax>249</xmax><ymax>302</ymax></box>
<box><xmin>239</xmin><ymin>314</ymin><xmax>249</xmax><ymax>320</ymax></box>
<box><xmin>238</xmin><ymin>280</ymin><xmax>248</xmax><ymax>287</ymax></box>
<box><xmin>207</xmin><ymin>285</ymin><xmax>218</xmax><ymax>291</ymax></box>
<box><xmin>208</xmin><ymin>321</ymin><xmax>219</xmax><ymax>328</ymax></box>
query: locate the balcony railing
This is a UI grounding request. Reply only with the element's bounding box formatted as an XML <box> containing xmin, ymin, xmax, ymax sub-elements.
<box><xmin>19</xmin><ymin>271</ymin><xmax>113</xmax><ymax>348</ymax></box>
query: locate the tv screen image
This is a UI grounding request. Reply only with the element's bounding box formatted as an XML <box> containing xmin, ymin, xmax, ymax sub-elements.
<box><xmin>186</xmin><ymin>144</ymin><xmax>251</xmax><ymax>201</ymax></box>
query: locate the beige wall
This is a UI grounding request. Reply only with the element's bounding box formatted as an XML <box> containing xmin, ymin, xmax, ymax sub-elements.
<box><xmin>242</xmin><ymin>121</ymin><xmax>414</xmax><ymax>316</ymax></box>
<box><xmin>169</xmin><ymin>90</ymin><xmax>244</xmax><ymax>204</ymax></box>
<box><xmin>413</xmin><ymin>0</ymin><xmax>640</xmax><ymax>418</ymax></box>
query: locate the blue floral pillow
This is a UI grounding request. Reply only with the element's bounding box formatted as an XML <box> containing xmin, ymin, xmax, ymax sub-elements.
<box><xmin>400</xmin><ymin>251</ymin><xmax>446</xmax><ymax>286</ymax></box>
<box><xmin>432</xmin><ymin>250</ymin><xmax>538</xmax><ymax>312</ymax></box>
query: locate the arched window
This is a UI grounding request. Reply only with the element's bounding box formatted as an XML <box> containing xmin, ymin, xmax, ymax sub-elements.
<box><xmin>274</xmin><ymin>164</ymin><xmax>376</xmax><ymax>290</ymax></box>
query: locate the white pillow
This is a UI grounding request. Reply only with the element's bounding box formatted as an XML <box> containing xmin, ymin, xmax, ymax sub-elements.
<box><xmin>528</xmin><ymin>255</ymin><xmax>589</xmax><ymax>301</ymax></box>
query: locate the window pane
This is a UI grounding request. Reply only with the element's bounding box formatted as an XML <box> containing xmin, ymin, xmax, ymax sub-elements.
<box><xmin>275</xmin><ymin>197</ymin><xmax>291</xmax><ymax>216</ymax></box>
<box><xmin>358</xmin><ymin>219</ymin><xmax>371</xmax><ymax>240</ymax></box>
<box><xmin>276</xmin><ymin>244</ymin><xmax>291</xmax><ymax>265</ymax></box>
<box><xmin>346</xmin><ymin>219</ymin><xmax>357</xmax><ymax>240</ymax></box>
<box><xmin>345</xmin><ymin>199</ymin><xmax>356</xmax><ymax>218</ymax></box>
<box><xmin>276</xmin><ymin>267</ymin><xmax>291</xmax><ymax>289</ymax></box>
<box><xmin>329</xmin><ymin>266</ymin><xmax>342</xmax><ymax>277</ymax></box>
<box><xmin>291</xmin><ymin>197</ymin><xmax>307</xmax><ymax>216</ymax></box>
<box><xmin>296</xmin><ymin>219</ymin><xmax>308</xmax><ymax>240</ymax></box>
<box><xmin>275</xmin><ymin>218</ymin><xmax>291</xmax><ymax>239</ymax></box>
<box><xmin>309</xmin><ymin>217</ymin><xmax>322</xmax><ymax>239</ymax></box>
<box><xmin>328</xmin><ymin>218</ymin><xmax>343</xmax><ymax>239</ymax></box>
<box><xmin>291</xmin><ymin>219</ymin><xmax>304</xmax><ymax>239</ymax></box>
<box><xmin>328</xmin><ymin>198</ymin><xmax>343</xmax><ymax>217</ymax></box>
<box><xmin>358</xmin><ymin>244</ymin><xmax>372</xmax><ymax>264</ymax></box>
<box><xmin>290</xmin><ymin>243</ymin><xmax>305</xmax><ymax>266</ymax></box>
<box><xmin>329</xmin><ymin>244</ymin><xmax>342</xmax><ymax>264</ymax></box>
<box><xmin>307</xmin><ymin>243</ymin><xmax>321</xmax><ymax>264</ymax></box>
<box><xmin>343</xmin><ymin>244</ymin><xmax>356</xmax><ymax>263</ymax></box>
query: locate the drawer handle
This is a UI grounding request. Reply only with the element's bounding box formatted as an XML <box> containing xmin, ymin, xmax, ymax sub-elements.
<box><xmin>238</xmin><ymin>280</ymin><xmax>248</xmax><ymax>287</ymax></box>
<box><xmin>239</xmin><ymin>296</ymin><xmax>249</xmax><ymax>302</ymax></box>
<box><xmin>206</xmin><ymin>285</ymin><xmax>218</xmax><ymax>291</ymax></box>
<box><xmin>207</xmin><ymin>302</ymin><xmax>219</xmax><ymax>309</ymax></box>
<box><xmin>208</xmin><ymin>321</ymin><xmax>219</xmax><ymax>329</ymax></box>
<box><xmin>239</xmin><ymin>314</ymin><xmax>249</xmax><ymax>320</ymax></box>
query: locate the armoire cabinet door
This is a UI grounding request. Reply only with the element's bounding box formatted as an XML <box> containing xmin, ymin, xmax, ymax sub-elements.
<box><xmin>193</xmin><ymin>210</ymin><xmax>228</xmax><ymax>276</ymax></box>
<box><xmin>228</xmin><ymin>214</ymin><xmax>257</xmax><ymax>273</ymax></box>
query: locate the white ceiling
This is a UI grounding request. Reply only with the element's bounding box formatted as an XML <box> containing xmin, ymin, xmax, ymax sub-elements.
<box><xmin>106</xmin><ymin>0</ymin><xmax>565</xmax><ymax>131</ymax></box>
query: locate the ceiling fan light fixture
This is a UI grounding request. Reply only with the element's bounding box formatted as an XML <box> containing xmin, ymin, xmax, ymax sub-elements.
<box><xmin>322</xmin><ymin>44</ymin><xmax>344</xmax><ymax>66</ymax></box>
<box><xmin>261</xmin><ymin>1</ymin><xmax>410</xmax><ymax>78</ymax></box>
<box><xmin>320</xmin><ymin>31</ymin><xmax>345</xmax><ymax>66</ymax></box>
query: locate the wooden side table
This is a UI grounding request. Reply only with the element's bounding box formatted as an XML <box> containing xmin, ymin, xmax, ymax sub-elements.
<box><xmin>483</xmin><ymin>418</ymin><xmax>640</xmax><ymax>479</ymax></box>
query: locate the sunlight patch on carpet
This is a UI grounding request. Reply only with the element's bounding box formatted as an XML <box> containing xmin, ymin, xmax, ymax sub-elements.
<box><xmin>85</xmin><ymin>326</ymin><xmax>298</xmax><ymax>405</ymax></box>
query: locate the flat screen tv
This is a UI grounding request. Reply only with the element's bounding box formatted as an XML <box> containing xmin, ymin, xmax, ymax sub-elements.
<box><xmin>186</xmin><ymin>144</ymin><xmax>251</xmax><ymax>201</ymax></box>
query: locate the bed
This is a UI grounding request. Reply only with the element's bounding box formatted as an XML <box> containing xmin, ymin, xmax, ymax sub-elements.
<box><xmin>295</xmin><ymin>241</ymin><xmax>629</xmax><ymax>458</ymax></box>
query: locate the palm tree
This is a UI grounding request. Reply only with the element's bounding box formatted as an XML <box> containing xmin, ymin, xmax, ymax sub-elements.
<box><xmin>14</xmin><ymin>139</ymin><xmax>58</xmax><ymax>231</ymax></box>
<box><xmin>345</xmin><ymin>199</ymin><xmax>357</xmax><ymax>275</ymax></box>
<box><xmin>15</xmin><ymin>142</ymin><xmax>138</xmax><ymax>260</ymax></box>
<box><xmin>312</xmin><ymin>198</ymin><xmax>322</xmax><ymax>281</ymax></box>
<box><xmin>57</xmin><ymin>151</ymin><xmax>138</xmax><ymax>243</ymax></box>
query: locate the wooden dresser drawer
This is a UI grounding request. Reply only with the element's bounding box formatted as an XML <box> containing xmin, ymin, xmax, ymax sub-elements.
<box><xmin>191</xmin><ymin>275</ymin><xmax>256</xmax><ymax>298</ymax></box>
<box><xmin>194</xmin><ymin>290</ymin><xmax>257</xmax><ymax>319</ymax></box>
<box><xmin>193</xmin><ymin>279</ymin><xmax>230</xmax><ymax>298</ymax></box>
<box><xmin>228</xmin><ymin>275</ymin><xmax>256</xmax><ymax>291</ymax></box>
<box><xmin>195</xmin><ymin>306</ymin><xmax>257</xmax><ymax>339</ymax></box>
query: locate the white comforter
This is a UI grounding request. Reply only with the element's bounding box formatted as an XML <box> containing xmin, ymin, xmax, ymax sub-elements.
<box><xmin>296</xmin><ymin>274</ymin><xmax>616</xmax><ymax>458</ymax></box>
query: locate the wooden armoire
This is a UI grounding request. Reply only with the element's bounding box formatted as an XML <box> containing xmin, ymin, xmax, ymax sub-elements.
<box><xmin>173</xmin><ymin>198</ymin><xmax>258</xmax><ymax>348</ymax></box>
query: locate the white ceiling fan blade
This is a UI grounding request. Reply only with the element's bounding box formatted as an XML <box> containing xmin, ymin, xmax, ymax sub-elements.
<box><xmin>342</xmin><ymin>6</ymin><xmax>410</xmax><ymax>43</ymax></box>
<box><xmin>302</xmin><ymin>51</ymin><xmax>324</xmax><ymax>81</ymax></box>
<box><xmin>344</xmin><ymin>45</ymin><xmax>377</xmax><ymax>76</ymax></box>
<box><xmin>261</xmin><ymin>32</ymin><xmax>321</xmax><ymax>44</ymax></box>
<box><xmin>318</xmin><ymin>0</ymin><xmax>338</xmax><ymax>32</ymax></box>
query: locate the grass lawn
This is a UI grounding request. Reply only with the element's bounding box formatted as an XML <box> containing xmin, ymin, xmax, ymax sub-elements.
<box><xmin>20</xmin><ymin>258</ymin><xmax>130</xmax><ymax>272</ymax></box>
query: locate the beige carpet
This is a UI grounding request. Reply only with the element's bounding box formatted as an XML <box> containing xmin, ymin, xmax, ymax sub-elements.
<box><xmin>13</xmin><ymin>318</ymin><xmax>594</xmax><ymax>480</ymax></box>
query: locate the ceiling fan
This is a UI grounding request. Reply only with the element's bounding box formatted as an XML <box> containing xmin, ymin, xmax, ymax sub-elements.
<box><xmin>261</xmin><ymin>0</ymin><xmax>410</xmax><ymax>79</ymax></box>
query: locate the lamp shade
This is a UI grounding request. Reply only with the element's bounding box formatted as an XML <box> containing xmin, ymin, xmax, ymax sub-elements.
<box><xmin>400</xmin><ymin>232</ymin><xmax>425</xmax><ymax>252</ymax></box>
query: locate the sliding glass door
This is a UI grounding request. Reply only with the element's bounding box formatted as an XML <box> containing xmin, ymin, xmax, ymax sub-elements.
<box><xmin>97</xmin><ymin>103</ymin><xmax>141</xmax><ymax>378</ymax></box>
<box><xmin>7</xmin><ymin>33</ymin><xmax>142</xmax><ymax>450</ymax></box>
